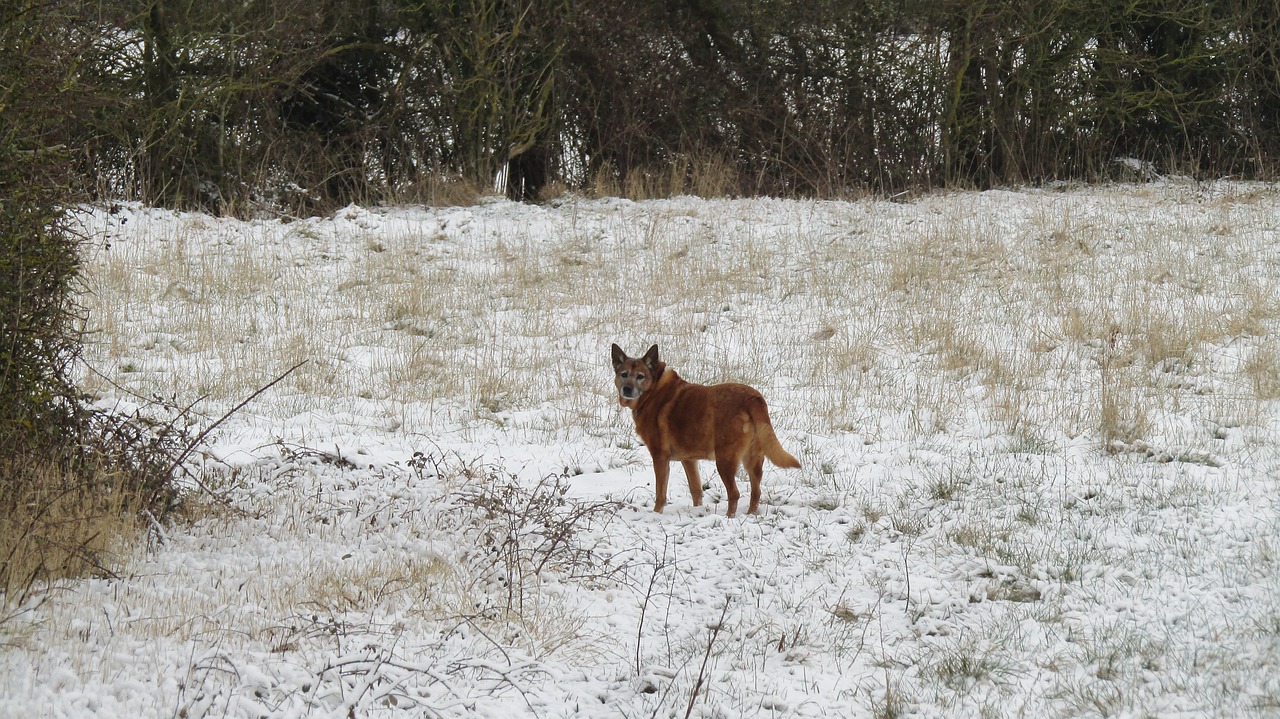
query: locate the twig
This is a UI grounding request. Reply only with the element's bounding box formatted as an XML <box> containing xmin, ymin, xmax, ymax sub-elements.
<box><xmin>449</xmin><ymin>659</ymin><xmax>542</xmax><ymax>711</ymax></box>
<box><xmin>636</xmin><ymin>535</ymin><xmax>670</xmax><ymax>674</ymax></box>
<box><xmin>458</xmin><ymin>615</ymin><xmax>513</xmax><ymax>666</ymax></box>
<box><xmin>684</xmin><ymin>600</ymin><xmax>729</xmax><ymax>719</ymax></box>
<box><xmin>142</xmin><ymin>509</ymin><xmax>169</xmax><ymax>546</ymax></box>
<box><xmin>342</xmin><ymin>649</ymin><xmax>386</xmax><ymax>716</ymax></box>
<box><xmin>902</xmin><ymin>542</ymin><xmax>911</xmax><ymax>616</ymax></box>
<box><xmin>164</xmin><ymin>360</ymin><xmax>308</xmax><ymax>499</ymax></box>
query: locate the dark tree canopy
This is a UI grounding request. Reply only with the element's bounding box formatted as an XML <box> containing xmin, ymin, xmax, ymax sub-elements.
<box><xmin>27</xmin><ymin>0</ymin><xmax>1280</xmax><ymax>212</ymax></box>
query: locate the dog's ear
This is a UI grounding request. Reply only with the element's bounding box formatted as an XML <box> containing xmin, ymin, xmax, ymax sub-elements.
<box><xmin>642</xmin><ymin>344</ymin><xmax>660</xmax><ymax>370</ymax></box>
<box><xmin>611</xmin><ymin>343</ymin><xmax>627</xmax><ymax>370</ymax></box>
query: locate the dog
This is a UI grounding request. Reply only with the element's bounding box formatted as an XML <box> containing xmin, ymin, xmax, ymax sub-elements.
<box><xmin>611</xmin><ymin>343</ymin><xmax>800</xmax><ymax>517</ymax></box>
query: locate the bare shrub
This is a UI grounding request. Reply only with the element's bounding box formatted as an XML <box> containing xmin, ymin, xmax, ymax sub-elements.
<box><xmin>0</xmin><ymin>398</ymin><xmax>195</xmax><ymax>602</ymax></box>
<box><xmin>444</xmin><ymin>458</ymin><xmax>623</xmax><ymax>614</ymax></box>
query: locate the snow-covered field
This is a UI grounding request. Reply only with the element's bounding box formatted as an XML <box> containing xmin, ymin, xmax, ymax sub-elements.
<box><xmin>3</xmin><ymin>183</ymin><xmax>1279</xmax><ymax>717</ymax></box>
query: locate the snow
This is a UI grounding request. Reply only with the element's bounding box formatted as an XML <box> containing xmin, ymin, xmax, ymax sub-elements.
<box><xmin>3</xmin><ymin>183</ymin><xmax>1280</xmax><ymax>717</ymax></box>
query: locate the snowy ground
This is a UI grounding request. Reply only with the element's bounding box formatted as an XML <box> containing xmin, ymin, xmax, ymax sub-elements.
<box><xmin>3</xmin><ymin>183</ymin><xmax>1280</xmax><ymax>717</ymax></box>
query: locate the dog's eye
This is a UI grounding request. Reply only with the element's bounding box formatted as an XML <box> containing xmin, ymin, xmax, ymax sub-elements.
<box><xmin>635</xmin><ymin>374</ymin><xmax>645</xmax><ymax>381</ymax></box>
<box><xmin>619</xmin><ymin>371</ymin><xmax>629</xmax><ymax>378</ymax></box>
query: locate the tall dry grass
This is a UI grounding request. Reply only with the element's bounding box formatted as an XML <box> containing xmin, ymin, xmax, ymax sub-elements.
<box><xmin>0</xmin><ymin>459</ymin><xmax>142</xmax><ymax>603</ymax></box>
<box><xmin>76</xmin><ymin>185</ymin><xmax>1280</xmax><ymax>466</ymax></box>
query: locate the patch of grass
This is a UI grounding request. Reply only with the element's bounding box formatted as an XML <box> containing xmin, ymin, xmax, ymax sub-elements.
<box><xmin>1243</xmin><ymin>342</ymin><xmax>1280</xmax><ymax>400</ymax></box>
<box><xmin>889</xmin><ymin>512</ymin><xmax>926</xmax><ymax>537</ymax></box>
<box><xmin>420</xmin><ymin>173</ymin><xmax>483</xmax><ymax>207</ymax></box>
<box><xmin>813</xmin><ymin>495</ymin><xmax>841</xmax><ymax>511</ymax></box>
<box><xmin>860</xmin><ymin>502</ymin><xmax>887</xmax><ymax>525</ymax></box>
<box><xmin>608</xmin><ymin>154</ymin><xmax>737</xmax><ymax>201</ymax></box>
<box><xmin>1052</xmin><ymin>623</ymin><xmax>1167</xmax><ymax>716</ymax></box>
<box><xmin>304</xmin><ymin>554</ymin><xmax>454</xmax><ymax>614</ymax></box>
<box><xmin>870</xmin><ymin>673</ymin><xmax>912</xmax><ymax>719</ymax></box>
<box><xmin>1137</xmin><ymin>313</ymin><xmax>1204</xmax><ymax>369</ymax></box>
<box><xmin>1</xmin><ymin>402</ymin><xmax>194</xmax><ymax>603</ymax></box>
<box><xmin>0</xmin><ymin>459</ymin><xmax>142</xmax><ymax>602</ymax></box>
<box><xmin>932</xmin><ymin>646</ymin><xmax>1009</xmax><ymax>691</ymax></box>
<box><xmin>846</xmin><ymin>521</ymin><xmax>869</xmax><ymax>543</ymax></box>
<box><xmin>830</xmin><ymin>604</ymin><xmax>864</xmax><ymax>623</ymax></box>
<box><xmin>927</xmin><ymin>473</ymin><xmax>964</xmax><ymax>502</ymax></box>
<box><xmin>1015</xmin><ymin>503</ymin><xmax>1040</xmax><ymax>525</ymax></box>
<box><xmin>1099</xmin><ymin>365</ymin><xmax>1150</xmax><ymax>450</ymax></box>
<box><xmin>1225</xmin><ymin>281</ymin><xmax>1276</xmax><ymax>338</ymax></box>
<box><xmin>948</xmin><ymin>524</ymin><xmax>988</xmax><ymax>550</ymax></box>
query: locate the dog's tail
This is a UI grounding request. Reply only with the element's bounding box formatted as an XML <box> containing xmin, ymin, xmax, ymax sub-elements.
<box><xmin>748</xmin><ymin>398</ymin><xmax>801</xmax><ymax>469</ymax></box>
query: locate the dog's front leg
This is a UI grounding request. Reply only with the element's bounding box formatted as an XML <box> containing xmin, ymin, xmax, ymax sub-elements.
<box><xmin>681</xmin><ymin>460</ymin><xmax>703</xmax><ymax>507</ymax></box>
<box><xmin>650</xmin><ymin>452</ymin><xmax>671</xmax><ymax>513</ymax></box>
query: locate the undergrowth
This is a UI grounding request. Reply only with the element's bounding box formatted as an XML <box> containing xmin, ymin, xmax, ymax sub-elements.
<box><xmin>0</xmin><ymin>6</ymin><xmax>194</xmax><ymax>606</ymax></box>
<box><xmin>426</xmin><ymin>452</ymin><xmax>624</xmax><ymax>615</ymax></box>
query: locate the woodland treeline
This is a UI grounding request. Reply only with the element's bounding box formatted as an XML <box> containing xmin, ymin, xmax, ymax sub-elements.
<box><xmin>8</xmin><ymin>0</ymin><xmax>1280</xmax><ymax>213</ymax></box>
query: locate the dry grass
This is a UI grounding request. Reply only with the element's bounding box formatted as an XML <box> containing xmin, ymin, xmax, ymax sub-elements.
<box><xmin>0</xmin><ymin>458</ymin><xmax>143</xmax><ymax>602</ymax></box>
<box><xmin>1243</xmin><ymin>342</ymin><xmax>1280</xmax><ymax>400</ymax></box>
<box><xmin>73</xmin><ymin>186</ymin><xmax>1279</xmax><ymax>497</ymax></box>
<box><xmin>77</xmin><ymin>184</ymin><xmax>1280</xmax><ymax>463</ymax></box>
<box><xmin>302</xmin><ymin>554</ymin><xmax>456</xmax><ymax>615</ymax></box>
<box><xmin>588</xmin><ymin>154</ymin><xmax>738</xmax><ymax>201</ymax></box>
<box><xmin>387</xmin><ymin>173</ymin><xmax>484</xmax><ymax>207</ymax></box>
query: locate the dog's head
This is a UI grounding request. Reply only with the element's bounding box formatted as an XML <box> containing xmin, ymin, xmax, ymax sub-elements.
<box><xmin>611</xmin><ymin>343</ymin><xmax>662</xmax><ymax>408</ymax></box>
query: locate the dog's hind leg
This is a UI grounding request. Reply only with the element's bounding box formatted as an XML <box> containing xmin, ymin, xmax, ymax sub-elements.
<box><xmin>715</xmin><ymin>458</ymin><xmax>741</xmax><ymax>517</ymax></box>
<box><xmin>745</xmin><ymin>449</ymin><xmax>765</xmax><ymax>515</ymax></box>
<box><xmin>681</xmin><ymin>460</ymin><xmax>703</xmax><ymax>507</ymax></box>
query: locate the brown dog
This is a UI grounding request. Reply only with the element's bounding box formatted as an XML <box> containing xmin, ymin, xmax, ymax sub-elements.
<box><xmin>611</xmin><ymin>344</ymin><xmax>801</xmax><ymax>517</ymax></box>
